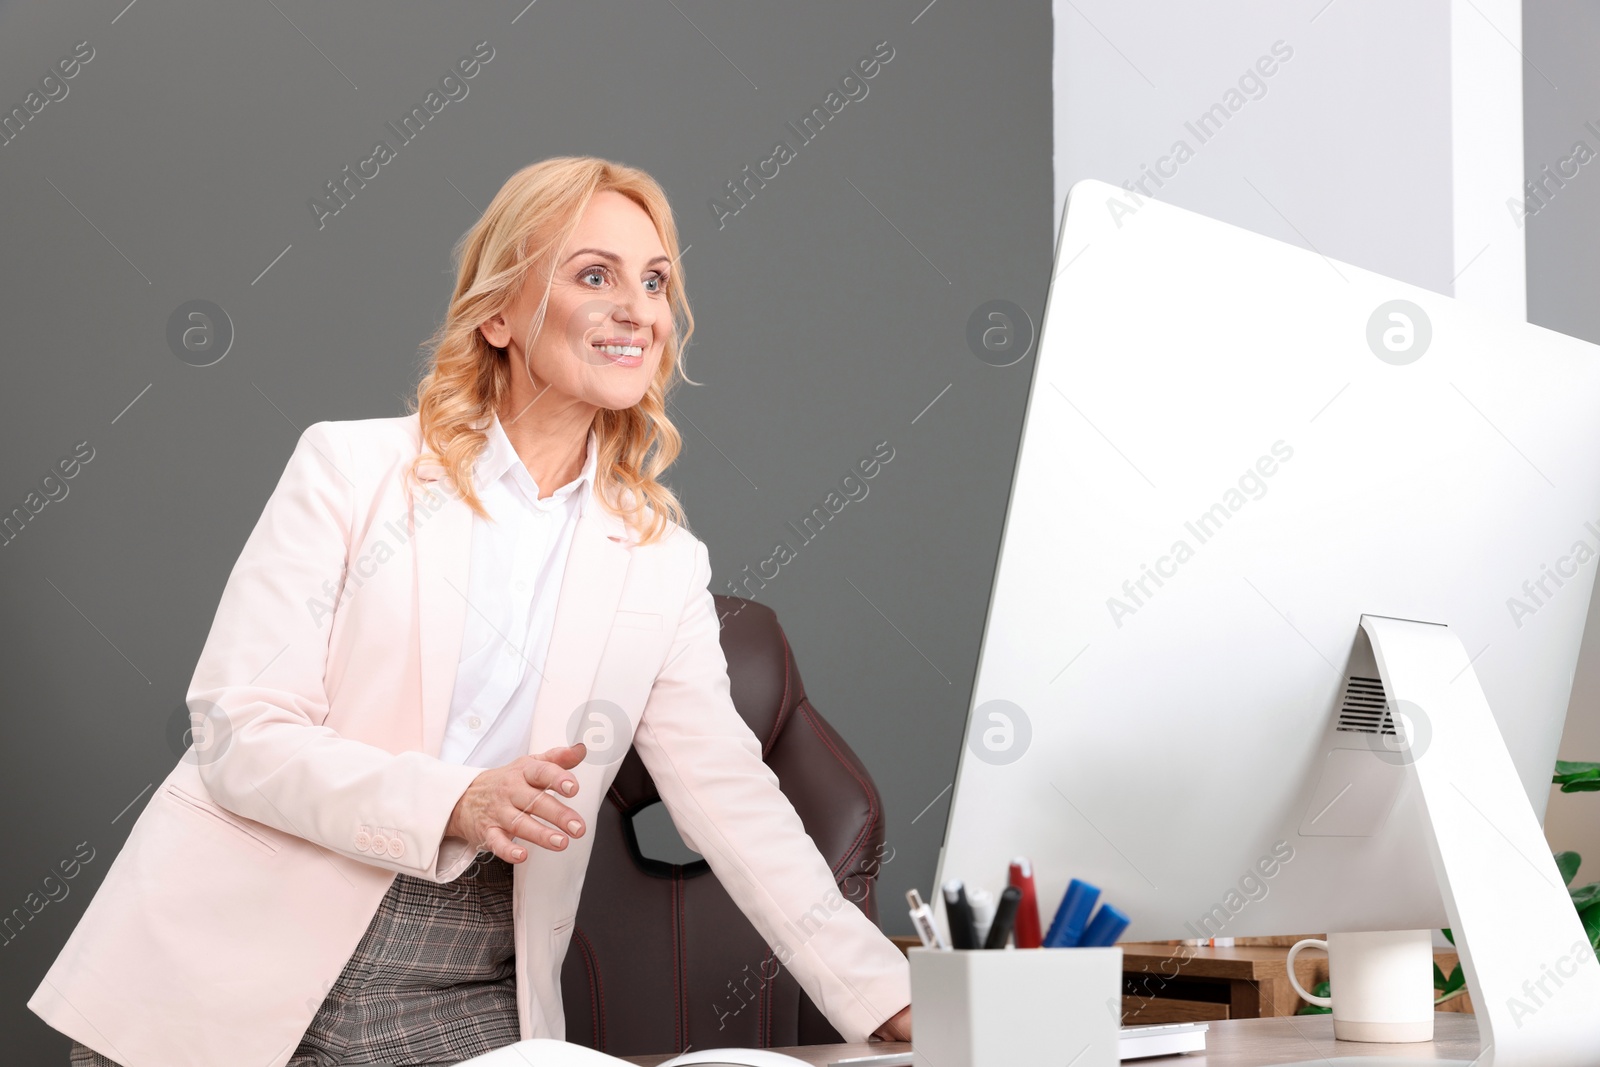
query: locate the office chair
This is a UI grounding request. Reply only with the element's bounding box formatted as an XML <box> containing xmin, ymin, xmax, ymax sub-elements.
<box><xmin>560</xmin><ymin>595</ymin><xmax>892</xmax><ymax>1057</ymax></box>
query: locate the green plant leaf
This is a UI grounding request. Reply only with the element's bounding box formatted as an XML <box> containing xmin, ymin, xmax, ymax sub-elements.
<box><xmin>1443</xmin><ymin>964</ymin><xmax>1465</xmax><ymax>995</ymax></box>
<box><xmin>1554</xmin><ymin>760</ymin><xmax>1600</xmax><ymax>777</ymax></box>
<box><xmin>1433</xmin><ymin>962</ymin><xmax>1448</xmax><ymax>990</ymax></box>
<box><xmin>1442</xmin><ymin>927</ymin><xmax>1455</xmax><ymax>945</ymax></box>
<box><xmin>1553</xmin><ymin>763</ymin><xmax>1600</xmax><ymax>792</ymax></box>
<box><xmin>1557</xmin><ymin>851</ymin><xmax>1584</xmax><ymax>886</ymax></box>
<box><xmin>1570</xmin><ymin>882</ymin><xmax>1600</xmax><ymax>909</ymax></box>
<box><xmin>1296</xmin><ymin>981</ymin><xmax>1333</xmax><ymax>1015</ymax></box>
<box><xmin>1579</xmin><ymin>901</ymin><xmax>1600</xmax><ymax>951</ymax></box>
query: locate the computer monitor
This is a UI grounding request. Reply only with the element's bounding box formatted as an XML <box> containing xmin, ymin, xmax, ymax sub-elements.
<box><xmin>933</xmin><ymin>178</ymin><xmax>1600</xmax><ymax>1066</ymax></box>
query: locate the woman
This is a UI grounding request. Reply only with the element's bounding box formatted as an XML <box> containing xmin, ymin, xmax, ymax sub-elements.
<box><xmin>33</xmin><ymin>156</ymin><xmax>913</xmax><ymax>1067</ymax></box>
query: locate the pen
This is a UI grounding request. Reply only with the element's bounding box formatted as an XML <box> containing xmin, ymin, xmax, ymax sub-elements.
<box><xmin>983</xmin><ymin>884</ymin><xmax>1022</xmax><ymax>949</ymax></box>
<box><xmin>1078</xmin><ymin>902</ymin><xmax>1131</xmax><ymax>947</ymax></box>
<box><xmin>1008</xmin><ymin>857</ymin><xmax>1042</xmax><ymax>949</ymax></box>
<box><xmin>1044</xmin><ymin>878</ymin><xmax>1100</xmax><ymax>948</ymax></box>
<box><xmin>906</xmin><ymin>888</ymin><xmax>945</xmax><ymax>950</ymax></box>
<box><xmin>942</xmin><ymin>879</ymin><xmax>980</xmax><ymax>949</ymax></box>
<box><xmin>968</xmin><ymin>886</ymin><xmax>996</xmax><ymax>947</ymax></box>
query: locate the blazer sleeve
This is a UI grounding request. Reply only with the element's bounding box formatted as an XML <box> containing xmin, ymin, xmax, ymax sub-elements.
<box><xmin>188</xmin><ymin>421</ymin><xmax>483</xmax><ymax>883</ymax></box>
<box><xmin>628</xmin><ymin>537</ymin><xmax>912</xmax><ymax>1043</ymax></box>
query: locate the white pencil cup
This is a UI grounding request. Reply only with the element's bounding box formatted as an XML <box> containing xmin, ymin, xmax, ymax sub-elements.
<box><xmin>909</xmin><ymin>946</ymin><xmax>1123</xmax><ymax>1067</ymax></box>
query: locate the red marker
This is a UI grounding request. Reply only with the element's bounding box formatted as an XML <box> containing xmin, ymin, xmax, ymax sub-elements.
<box><xmin>1008</xmin><ymin>857</ymin><xmax>1042</xmax><ymax>948</ymax></box>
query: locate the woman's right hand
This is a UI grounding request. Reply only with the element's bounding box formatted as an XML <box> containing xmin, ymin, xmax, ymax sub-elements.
<box><xmin>443</xmin><ymin>743</ymin><xmax>588</xmax><ymax>863</ymax></box>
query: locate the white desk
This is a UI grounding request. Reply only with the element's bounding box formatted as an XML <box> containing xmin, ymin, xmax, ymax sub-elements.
<box><xmin>620</xmin><ymin>1011</ymin><xmax>1480</xmax><ymax>1066</ymax></box>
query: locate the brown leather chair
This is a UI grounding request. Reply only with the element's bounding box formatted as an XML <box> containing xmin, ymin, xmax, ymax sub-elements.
<box><xmin>560</xmin><ymin>594</ymin><xmax>892</xmax><ymax>1057</ymax></box>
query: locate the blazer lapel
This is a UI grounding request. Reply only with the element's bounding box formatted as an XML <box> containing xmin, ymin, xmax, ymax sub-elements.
<box><xmin>524</xmin><ymin>494</ymin><xmax>632</xmax><ymax>756</ymax></box>
<box><xmin>410</xmin><ymin>464</ymin><xmax>472</xmax><ymax>760</ymax></box>
<box><xmin>410</xmin><ymin>457</ymin><xmax>634</xmax><ymax>760</ymax></box>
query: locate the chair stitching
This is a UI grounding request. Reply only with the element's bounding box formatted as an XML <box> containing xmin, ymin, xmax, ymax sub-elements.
<box><xmin>795</xmin><ymin>698</ymin><xmax>878</xmax><ymax>878</ymax></box>
<box><xmin>756</xmin><ymin>947</ymin><xmax>771</xmax><ymax>1046</ymax></box>
<box><xmin>764</xmin><ymin>630</ymin><xmax>796</xmax><ymax>754</ymax></box>
<box><xmin>765</xmin><ymin>949</ymin><xmax>777</xmax><ymax>1047</ymax></box>
<box><xmin>679</xmin><ymin>867</ymin><xmax>690</xmax><ymax>1037</ymax></box>
<box><xmin>671</xmin><ymin>868</ymin><xmax>683</xmax><ymax>1051</ymax></box>
<box><xmin>573</xmin><ymin>927</ymin><xmax>606</xmax><ymax>1050</ymax></box>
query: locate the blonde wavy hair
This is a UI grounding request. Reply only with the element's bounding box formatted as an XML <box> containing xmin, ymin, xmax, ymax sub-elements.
<box><xmin>406</xmin><ymin>156</ymin><xmax>698</xmax><ymax>546</ymax></box>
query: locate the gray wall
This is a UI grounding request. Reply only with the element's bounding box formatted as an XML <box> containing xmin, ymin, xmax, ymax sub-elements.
<box><xmin>0</xmin><ymin>2</ymin><xmax>1053</xmax><ymax>1061</ymax></box>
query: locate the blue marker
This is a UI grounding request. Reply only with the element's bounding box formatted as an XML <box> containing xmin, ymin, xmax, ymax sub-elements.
<box><xmin>1078</xmin><ymin>903</ymin><xmax>1130</xmax><ymax>947</ymax></box>
<box><xmin>1043</xmin><ymin>879</ymin><xmax>1100</xmax><ymax>948</ymax></box>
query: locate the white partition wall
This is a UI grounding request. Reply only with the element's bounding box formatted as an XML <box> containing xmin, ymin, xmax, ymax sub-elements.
<box><xmin>1052</xmin><ymin>0</ymin><xmax>1523</xmax><ymax>313</ymax></box>
<box><xmin>1450</xmin><ymin>0</ymin><xmax>1526</xmax><ymax>320</ymax></box>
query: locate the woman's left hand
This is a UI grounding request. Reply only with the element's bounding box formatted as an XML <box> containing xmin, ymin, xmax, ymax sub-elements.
<box><xmin>871</xmin><ymin>1004</ymin><xmax>911</xmax><ymax>1042</ymax></box>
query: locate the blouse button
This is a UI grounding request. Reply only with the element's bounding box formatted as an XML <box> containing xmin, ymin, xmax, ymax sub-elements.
<box><xmin>468</xmin><ymin>716</ymin><xmax>482</xmax><ymax>730</ymax></box>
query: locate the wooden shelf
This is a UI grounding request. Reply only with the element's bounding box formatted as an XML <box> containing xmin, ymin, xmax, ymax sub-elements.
<box><xmin>889</xmin><ymin>935</ymin><xmax>1471</xmax><ymax>1022</ymax></box>
<box><xmin>1121</xmin><ymin>941</ymin><xmax>1466</xmax><ymax>1023</ymax></box>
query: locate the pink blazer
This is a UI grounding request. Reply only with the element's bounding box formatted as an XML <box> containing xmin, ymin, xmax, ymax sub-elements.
<box><xmin>28</xmin><ymin>414</ymin><xmax>911</xmax><ymax>1067</ymax></box>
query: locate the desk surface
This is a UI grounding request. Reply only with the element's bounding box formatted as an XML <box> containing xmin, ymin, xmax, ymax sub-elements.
<box><xmin>619</xmin><ymin>1012</ymin><xmax>1481</xmax><ymax>1066</ymax></box>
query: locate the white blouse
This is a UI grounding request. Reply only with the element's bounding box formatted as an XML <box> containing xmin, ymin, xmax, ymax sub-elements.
<box><xmin>437</xmin><ymin>414</ymin><xmax>599</xmax><ymax>770</ymax></box>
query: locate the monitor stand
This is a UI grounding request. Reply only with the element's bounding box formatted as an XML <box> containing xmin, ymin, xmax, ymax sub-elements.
<box><xmin>1300</xmin><ymin>616</ymin><xmax>1600</xmax><ymax>1067</ymax></box>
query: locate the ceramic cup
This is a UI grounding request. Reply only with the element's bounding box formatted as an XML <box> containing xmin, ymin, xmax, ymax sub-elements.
<box><xmin>1287</xmin><ymin>930</ymin><xmax>1436</xmax><ymax>1042</ymax></box>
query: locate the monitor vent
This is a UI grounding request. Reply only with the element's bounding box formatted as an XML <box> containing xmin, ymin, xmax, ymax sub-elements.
<box><xmin>1336</xmin><ymin>675</ymin><xmax>1395</xmax><ymax>736</ymax></box>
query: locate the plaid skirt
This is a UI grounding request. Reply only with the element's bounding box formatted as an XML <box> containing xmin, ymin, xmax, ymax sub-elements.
<box><xmin>69</xmin><ymin>851</ymin><xmax>520</xmax><ymax>1067</ymax></box>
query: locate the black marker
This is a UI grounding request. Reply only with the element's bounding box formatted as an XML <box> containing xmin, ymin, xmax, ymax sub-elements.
<box><xmin>984</xmin><ymin>885</ymin><xmax>1023</xmax><ymax>949</ymax></box>
<box><xmin>942</xmin><ymin>878</ymin><xmax>979</xmax><ymax>949</ymax></box>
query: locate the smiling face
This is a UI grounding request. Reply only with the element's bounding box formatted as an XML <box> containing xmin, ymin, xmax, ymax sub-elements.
<box><xmin>481</xmin><ymin>189</ymin><xmax>673</xmax><ymax>423</ymax></box>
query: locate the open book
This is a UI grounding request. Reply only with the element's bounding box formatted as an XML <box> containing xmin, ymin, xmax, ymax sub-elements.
<box><xmin>453</xmin><ymin>1037</ymin><xmax>832</xmax><ymax>1066</ymax></box>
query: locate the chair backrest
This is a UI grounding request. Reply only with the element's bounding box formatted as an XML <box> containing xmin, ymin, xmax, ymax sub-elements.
<box><xmin>560</xmin><ymin>595</ymin><xmax>890</xmax><ymax>1057</ymax></box>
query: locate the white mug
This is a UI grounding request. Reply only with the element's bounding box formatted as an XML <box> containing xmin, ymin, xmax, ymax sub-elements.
<box><xmin>1286</xmin><ymin>930</ymin><xmax>1436</xmax><ymax>1042</ymax></box>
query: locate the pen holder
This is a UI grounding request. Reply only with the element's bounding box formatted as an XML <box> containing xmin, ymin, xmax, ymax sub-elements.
<box><xmin>909</xmin><ymin>945</ymin><xmax>1123</xmax><ymax>1067</ymax></box>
